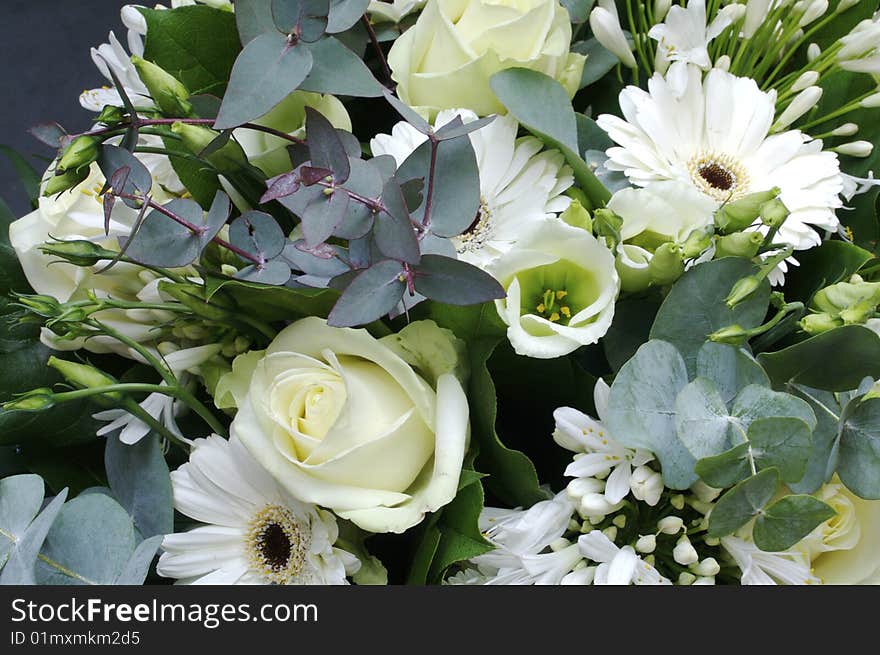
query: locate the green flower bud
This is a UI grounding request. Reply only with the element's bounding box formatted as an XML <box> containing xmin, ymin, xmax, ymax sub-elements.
<box><xmin>16</xmin><ymin>294</ymin><xmax>64</xmax><ymax>318</ymax></box>
<box><xmin>709</xmin><ymin>324</ymin><xmax>749</xmax><ymax>345</ymax></box>
<box><xmin>760</xmin><ymin>198</ymin><xmax>790</xmax><ymax>229</ymax></box>
<box><xmin>799</xmin><ymin>312</ymin><xmax>844</xmax><ymax>335</ymax></box>
<box><xmin>131</xmin><ymin>56</ymin><xmax>194</xmax><ymax>117</ymax></box>
<box><xmin>615</xmin><ymin>244</ymin><xmax>653</xmax><ymax>293</ymax></box>
<box><xmin>47</xmin><ymin>356</ymin><xmax>123</xmax><ymax>405</ymax></box>
<box><xmin>726</xmin><ymin>276</ymin><xmax>762</xmax><ymax>307</ymax></box>
<box><xmin>171</xmin><ymin>122</ymin><xmax>247</xmax><ymax>173</ymax></box>
<box><xmin>57</xmin><ymin>136</ymin><xmax>101</xmax><ymax>174</ymax></box>
<box><xmin>715</xmin><ymin>231</ymin><xmax>764</xmax><ymax>259</ymax></box>
<box><xmin>714</xmin><ymin>187</ymin><xmax>781</xmax><ymax>234</ymax></box>
<box><xmin>592</xmin><ymin>208</ymin><xmax>623</xmax><ymax>247</ymax></box>
<box><xmin>96</xmin><ymin>105</ymin><xmax>126</xmax><ymax>125</ymax></box>
<box><xmin>43</xmin><ymin>166</ymin><xmax>90</xmax><ymax>196</ymax></box>
<box><xmin>680</xmin><ymin>226</ymin><xmax>714</xmax><ymax>259</ymax></box>
<box><xmin>559</xmin><ymin>199</ymin><xmax>592</xmax><ymax>233</ymax></box>
<box><xmin>158</xmin><ymin>281</ymin><xmax>237</xmax><ymax>318</ymax></box>
<box><xmin>840</xmin><ymin>301</ymin><xmax>878</xmax><ymax>325</ymax></box>
<box><xmin>813</xmin><ymin>279</ymin><xmax>880</xmax><ymax>315</ymax></box>
<box><xmin>565</xmin><ymin>186</ymin><xmax>590</xmax><ymax>209</ymax></box>
<box><xmin>39</xmin><ymin>240</ymin><xmax>119</xmax><ymax>267</ymax></box>
<box><xmin>648</xmin><ymin>242</ymin><xmax>685</xmax><ymax>286</ymax></box>
<box><xmin>2</xmin><ymin>388</ymin><xmax>56</xmax><ymax>413</ymax></box>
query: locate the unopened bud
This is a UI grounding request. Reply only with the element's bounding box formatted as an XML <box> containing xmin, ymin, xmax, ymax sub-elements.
<box><xmin>96</xmin><ymin>105</ymin><xmax>126</xmax><ymax>125</ymax></box>
<box><xmin>616</xmin><ymin>244</ymin><xmax>653</xmax><ymax>293</ymax></box>
<box><xmin>592</xmin><ymin>208</ymin><xmax>623</xmax><ymax>246</ymax></box>
<box><xmin>43</xmin><ymin>167</ymin><xmax>91</xmax><ymax>196</ymax></box>
<box><xmin>831</xmin><ymin>123</ymin><xmax>859</xmax><ymax>137</ymax></box>
<box><xmin>654</xmin><ymin>0</ymin><xmax>672</xmax><ymax>21</ymax></box>
<box><xmin>602</xmin><ymin>526</ymin><xmax>618</xmax><ymax>542</ymax></box>
<box><xmin>657</xmin><ymin>516</ymin><xmax>684</xmax><ymax>535</ymax></box>
<box><xmin>580</xmin><ymin>492</ymin><xmax>616</xmax><ymax>517</ymax></box>
<box><xmin>132</xmin><ymin>56</ymin><xmax>193</xmax><ymax>117</ymax></box>
<box><xmin>589</xmin><ymin>4</ymin><xmax>637</xmax><ymax>69</ymax></box>
<box><xmin>566</xmin><ymin>477</ymin><xmax>606</xmax><ymax>501</ymax></box>
<box><xmin>678</xmin><ymin>572</ymin><xmax>697</xmax><ymax>585</ymax></box>
<box><xmin>691</xmin><ymin>480</ymin><xmax>722</xmax><ymax>504</ymax></box>
<box><xmin>790</xmin><ymin>71</ymin><xmax>820</xmax><ymax>93</ymax></box>
<box><xmin>715</xmin><ymin>231</ymin><xmax>764</xmax><ymax>259</ymax></box>
<box><xmin>691</xmin><ymin>557</ymin><xmax>721</xmax><ymax>577</ymax></box>
<box><xmin>680</xmin><ymin>226</ymin><xmax>715</xmax><ymax>259</ymax></box>
<box><xmin>773</xmin><ymin>87</ymin><xmax>823</xmax><ymax>131</ymax></box>
<box><xmin>726</xmin><ymin>276</ymin><xmax>763</xmax><ymax>308</ymax></box>
<box><xmin>3</xmin><ymin>388</ymin><xmax>56</xmax><ymax>412</ymax></box>
<box><xmin>550</xmin><ymin>537</ymin><xmax>571</xmax><ymax>552</ymax></box>
<box><xmin>760</xmin><ymin>198</ymin><xmax>790</xmax><ymax>228</ymax></box>
<box><xmin>714</xmin><ymin>55</ymin><xmax>731</xmax><ymax>71</ymax></box>
<box><xmin>715</xmin><ymin>187</ymin><xmax>780</xmax><ymax>234</ymax></box>
<box><xmin>171</xmin><ymin>122</ymin><xmax>247</xmax><ymax>172</ymax></box>
<box><xmin>47</xmin><ymin>356</ymin><xmax>122</xmax><ymax>405</ymax></box>
<box><xmin>673</xmin><ymin>536</ymin><xmax>699</xmax><ymax>565</ymax></box>
<box><xmin>648</xmin><ymin>242</ymin><xmax>685</xmax><ymax>286</ymax></box>
<box><xmin>709</xmin><ymin>323</ymin><xmax>750</xmax><ymax>345</ymax></box>
<box><xmin>670</xmin><ymin>494</ymin><xmax>685</xmax><ymax>510</ymax></box>
<box><xmin>807</xmin><ymin>43</ymin><xmax>821</xmax><ymax>61</ymax></box>
<box><xmin>561</xmin><ymin>567</ymin><xmax>596</xmax><ymax>585</ymax></box>
<box><xmin>39</xmin><ymin>240</ymin><xmax>118</xmax><ymax>267</ymax></box>
<box><xmin>560</xmin><ymin>199</ymin><xmax>592</xmax><ymax>232</ymax></box>
<box><xmin>57</xmin><ymin>136</ymin><xmax>101</xmax><ymax>174</ymax></box>
<box><xmin>612</xmin><ymin>514</ymin><xmax>627</xmax><ymax>529</ymax></box>
<box><xmin>630</xmin><ymin>465</ymin><xmax>663</xmax><ymax>506</ymax></box>
<box><xmin>835</xmin><ymin>141</ymin><xmax>874</xmax><ymax>158</ymax></box>
<box><xmin>635</xmin><ymin>534</ymin><xmax>656</xmax><ymax>554</ymax></box>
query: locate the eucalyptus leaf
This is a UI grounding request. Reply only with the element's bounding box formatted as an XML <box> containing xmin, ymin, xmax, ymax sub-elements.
<box><xmin>707</xmin><ymin>468</ymin><xmax>779</xmax><ymax>538</ymax></box>
<box><xmin>236</xmin><ymin>0</ymin><xmax>277</xmax><ymax>44</ymax></box>
<box><xmin>105</xmin><ymin>433</ymin><xmax>173</xmax><ymax>539</ymax></box>
<box><xmin>651</xmin><ymin>258</ymin><xmax>771</xmax><ymax>376</ymax></box>
<box><xmin>606</xmin><ymin>340</ymin><xmax>696</xmax><ymax>489</ymax></box>
<box><xmin>302</xmin><ymin>190</ymin><xmax>350</xmax><ymax>245</ymax></box>
<box><xmin>327</xmin><ymin>0</ymin><xmax>370</xmax><ymax>33</ymax></box>
<box><xmin>787</xmin><ymin>385</ymin><xmax>844</xmax><ymax>494</ymax></box>
<box><xmin>300</xmin><ymin>37</ymin><xmax>384</xmax><ymax>97</ymax></box>
<box><xmin>214</xmin><ymin>32</ymin><xmax>314</xmax><ymax>129</ymax></box>
<box><xmin>98</xmin><ymin>145</ymin><xmax>153</xmax><ymax>209</ymax></box>
<box><xmin>326</xmin><ymin>259</ymin><xmax>405</xmax><ymax>326</ymax></box>
<box><xmin>235</xmin><ymin>258</ymin><xmax>293</xmax><ymax>285</ymax></box>
<box><xmin>375</xmin><ymin>181</ymin><xmax>420</xmax><ymax>264</ymax></box>
<box><xmin>229</xmin><ymin>210</ymin><xmax>286</xmax><ymax>261</ymax></box>
<box><xmin>753</xmin><ymin>495</ymin><xmax>836</xmax><ymax>552</ymax></box>
<box><xmin>412</xmin><ymin>255</ymin><xmax>505</xmax><ymax>305</ymax></box>
<box><xmin>305</xmin><ymin>107</ymin><xmax>351</xmax><ymax>183</ymax></box>
<box><xmin>123</xmin><ymin>199</ymin><xmax>203</xmax><ymax>267</ymax></box>
<box><xmin>695</xmin><ymin>443</ymin><xmax>753</xmax><ymax>489</ymax></box>
<box><xmin>572</xmin><ymin>37</ymin><xmax>619</xmax><ymax>88</ymax></box>
<box><xmin>271</xmin><ymin>0</ymin><xmax>330</xmax><ymax>42</ymax></box>
<box><xmin>747</xmin><ymin>417</ymin><xmax>813</xmax><ymax>484</ymax></box>
<box><xmin>838</xmin><ymin>396</ymin><xmax>880</xmax><ymax>499</ymax></box>
<box><xmin>115</xmin><ymin>535</ymin><xmax>163</xmax><ymax>584</ymax></box>
<box><xmin>730</xmin><ymin>384</ymin><xmax>817</xmax><ymax>434</ymax></box>
<box><xmin>674</xmin><ymin>377</ymin><xmax>733</xmax><ymax>461</ymax></box>
<box><xmin>696</xmin><ymin>342</ymin><xmax>770</xmax><ymax>406</ymax></box>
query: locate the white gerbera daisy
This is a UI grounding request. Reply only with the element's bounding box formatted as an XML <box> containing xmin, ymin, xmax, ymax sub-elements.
<box><xmin>370</xmin><ymin>109</ymin><xmax>573</xmax><ymax>269</ymax></box>
<box><xmin>597</xmin><ymin>66</ymin><xmax>844</xmax><ymax>255</ymax></box>
<box><xmin>157</xmin><ymin>435</ymin><xmax>360</xmax><ymax>585</ymax></box>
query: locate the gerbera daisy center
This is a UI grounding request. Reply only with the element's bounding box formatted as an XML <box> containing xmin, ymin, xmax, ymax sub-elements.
<box><xmin>687</xmin><ymin>152</ymin><xmax>750</xmax><ymax>202</ymax></box>
<box><xmin>455</xmin><ymin>197</ymin><xmax>493</xmax><ymax>255</ymax></box>
<box><xmin>246</xmin><ymin>504</ymin><xmax>310</xmax><ymax>584</ymax></box>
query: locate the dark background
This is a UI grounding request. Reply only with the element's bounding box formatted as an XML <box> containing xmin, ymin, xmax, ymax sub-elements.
<box><xmin>1</xmin><ymin>0</ymin><xmax>131</xmax><ymax>217</ymax></box>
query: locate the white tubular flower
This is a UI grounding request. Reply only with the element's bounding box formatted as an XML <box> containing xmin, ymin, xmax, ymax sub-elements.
<box><xmin>157</xmin><ymin>435</ymin><xmax>362</xmax><ymax>585</ymax></box>
<box><xmin>772</xmin><ymin>86</ymin><xmax>823</xmax><ymax>131</ymax></box>
<box><xmin>649</xmin><ymin>0</ymin><xmax>743</xmax><ymax>72</ymax></box>
<box><xmin>796</xmin><ymin>0</ymin><xmax>828</xmax><ymax>26</ymax></box>
<box><xmin>744</xmin><ymin>0</ymin><xmax>774</xmax><ymax>38</ymax></box>
<box><xmin>491</xmin><ymin>220</ymin><xmax>619</xmax><ymax>359</ymax></box>
<box><xmin>598</xmin><ymin>66</ymin><xmax>843</xmax><ymax>257</ymax></box>
<box><xmin>93</xmin><ymin>344</ymin><xmax>222</xmax><ymax>445</ymax></box>
<box><xmin>654</xmin><ymin>0</ymin><xmax>673</xmax><ymax>22</ymax></box>
<box><xmin>721</xmin><ymin>536</ymin><xmax>820</xmax><ymax>585</ymax></box>
<box><xmin>834</xmin><ymin>141</ymin><xmax>874</xmax><ymax>157</ymax></box>
<box><xmin>81</xmin><ymin>29</ymin><xmax>151</xmax><ymax>112</ymax></box>
<box><xmin>470</xmin><ymin>493</ymin><xmax>583</xmax><ymax>585</ymax></box>
<box><xmin>629</xmin><ymin>465</ymin><xmax>664</xmax><ymax>506</ymax></box>
<box><xmin>790</xmin><ymin>71</ymin><xmax>820</xmax><ymax>92</ymax></box>
<box><xmin>371</xmin><ymin>110</ymin><xmax>572</xmax><ymax>270</ymax></box>
<box><xmin>578</xmin><ymin>531</ymin><xmax>671</xmax><ymax>585</ymax></box>
<box><xmin>553</xmin><ymin>379</ymin><xmax>654</xmax><ymax>504</ymax></box>
<box><xmin>368</xmin><ymin>0</ymin><xmax>426</xmax><ymax>23</ymax></box>
<box><xmin>589</xmin><ymin>0</ymin><xmax>637</xmax><ymax>69</ymax></box>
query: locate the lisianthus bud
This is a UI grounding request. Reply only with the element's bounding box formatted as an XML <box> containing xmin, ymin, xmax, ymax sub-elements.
<box><xmin>709</xmin><ymin>323</ymin><xmax>750</xmax><ymax>345</ymax></box>
<box><xmin>171</xmin><ymin>122</ymin><xmax>247</xmax><ymax>172</ymax></box>
<box><xmin>760</xmin><ymin>198</ymin><xmax>790</xmax><ymax>228</ymax></box>
<box><xmin>648</xmin><ymin>242</ymin><xmax>685</xmax><ymax>286</ymax></box>
<box><xmin>813</xmin><ymin>278</ymin><xmax>880</xmax><ymax>315</ymax></box>
<box><xmin>560</xmin><ymin>199</ymin><xmax>592</xmax><ymax>232</ymax></box>
<box><xmin>800</xmin><ymin>313</ymin><xmax>843</xmax><ymax>334</ymax></box>
<box><xmin>615</xmin><ymin>244</ymin><xmax>653</xmax><ymax>293</ymax></box>
<box><xmin>680</xmin><ymin>226</ymin><xmax>714</xmax><ymax>259</ymax></box>
<box><xmin>39</xmin><ymin>240</ymin><xmax>118</xmax><ymax>267</ymax></box>
<box><xmin>726</xmin><ymin>276</ymin><xmax>763</xmax><ymax>307</ymax></box>
<box><xmin>132</xmin><ymin>56</ymin><xmax>193</xmax><ymax>117</ymax></box>
<box><xmin>714</xmin><ymin>187</ymin><xmax>781</xmax><ymax>233</ymax></box>
<box><xmin>47</xmin><ymin>356</ymin><xmax>122</xmax><ymax>405</ymax></box>
<box><xmin>592</xmin><ymin>208</ymin><xmax>623</xmax><ymax>246</ymax></box>
<box><xmin>2</xmin><ymin>388</ymin><xmax>56</xmax><ymax>412</ymax></box>
<box><xmin>715</xmin><ymin>232</ymin><xmax>764</xmax><ymax>259</ymax></box>
<box><xmin>57</xmin><ymin>136</ymin><xmax>101</xmax><ymax>174</ymax></box>
<box><xmin>96</xmin><ymin>105</ymin><xmax>126</xmax><ymax>125</ymax></box>
<box><xmin>43</xmin><ymin>167</ymin><xmax>90</xmax><ymax>196</ymax></box>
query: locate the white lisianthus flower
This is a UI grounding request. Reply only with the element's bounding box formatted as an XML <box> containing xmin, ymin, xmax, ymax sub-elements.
<box><xmin>157</xmin><ymin>435</ymin><xmax>362</xmax><ymax>585</ymax></box>
<box><xmin>721</xmin><ymin>536</ymin><xmax>820</xmax><ymax>585</ymax></box>
<box><xmin>8</xmin><ymin>140</ymin><xmax>189</xmax><ymax>357</ymax></box>
<box><xmin>216</xmin><ymin>318</ymin><xmax>470</xmax><ymax>534</ymax></box>
<box><xmin>371</xmin><ymin>109</ymin><xmax>573</xmax><ymax>270</ymax></box>
<box><xmin>553</xmin><ymin>379</ymin><xmax>655</xmax><ymax>505</ymax></box>
<box><xmin>458</xmin><ymin>493</ymin><xmax>582</xmax><ymax>585</ymax></box>
<box><xmin>489</xmin><ymin>219</ymin><xmax>619</xmax><ymax>359</ymax></box>
<box><xmin>598</xmin><ymin>66</ymin><xmax>844</xmax><ymax>259</ymax></box>
<box><xmin>649</xmin><ymin>0</ymin><xmax>744</xmax><ymax>76</ymax></box>
<box><xmin>795</xmin><ymin>481</ymin><xmax>880</xmax><ymax>584</ymax></box>
<box><xmin>578</xmin><ymin>531</ymin><xmax>672</xmax><ymax>585</ymax></box>
<box><xmin>368</xmin><ymin>0</ymin><xmax>426</xmax><ymax>23</ymax></box>
<box><xmin>387</xmin><ymin>0</ymin><xmax>586</xmax><ymax>117</ymax></box>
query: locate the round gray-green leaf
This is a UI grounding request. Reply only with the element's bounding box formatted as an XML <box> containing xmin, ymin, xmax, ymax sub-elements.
<box><xmin>753</xmin><ymin>495</ymin><xmax>835</xmax><ymax>552</ymax></box>
<box><xmin>838</xmin><ymin>396</ymin><xmax>880</xmax><ymax>499</ymax></box>
<box><xmin>708</xmin><ymin>468</ymin><xmax>779</xmax><ymax>538</ymax></box>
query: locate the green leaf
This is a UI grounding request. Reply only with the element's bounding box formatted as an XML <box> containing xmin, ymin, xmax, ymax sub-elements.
<box><xmin>695</xmin><ymin>443</ymin><xmax>753</xmax><ymax>489</ymax></box>
<box><xmin>35</xmin><ymin>494</ymin><xmax>141</xmax><ymax>585</ymax></box>
<box><xmin>606</xmin><ymin>340</ymin><xmax>695</xmax><ymax>489</ymax></box>
<box><xmin>787</xmin><ymin>386</ymin><xmax>843</xmax><ymax>494</ymax></box>
<box><xmin>747</xmin><ymin>417</ymin><xmax>813</xmax><ymax>484</ymax></box>
<box><xmin>758</xmin><ymin>326</ymin><xmax>880</xmax><ymax>392</ymax></box>
<box><xmin>651</xmin><ymin>258</ymin><xmax>770</xmax><ymax>377</ymax></box>
<box><xmin>602</xmin><ymin>293</ymin><xmax>662</xmax><ymax>373</ymax></box>
<box><xmin>0</xmin><ymin>475</ymin><xmax>67</xmax><ymax>584</ymax></box>
<box><xmin>0</xmin><ymin>145</ymin><xmax>40</xmax><ymax>208</ymax></box>
<box><xmin>838</xmin><ymin>396</ymin><xmax>880</xmax><ymax>499</ymax></box>
<box><xmin>696</xmin><ymin>342</ymin><xmax>770</xmax><ymax>406</ymax></box>
<box><xmin>124</xmin><ymin>199</ymin><xmax>203</xmax><ymax>267</ymax></box>
<box><xmin>229</xmin><ymin>210</ymin><xmax>286</xmax><ymax>261</ymax></box>
<box><xmin>571</xmin><ymin>37</ymin><xmax>619</xmax><ymax>89</ymax></box>
<box><xmin>327</xmin><ymin>0</ymin><xmax>371</xmax><ymax>33</ymax></box>
<box><xmin>214</xmin><ymin>33</ymin><xmax>314</xmax><ymax>129</ymax></box>
<box><xmin>490</xmin><ymin>68</ymin><xmax>610</xmax><ymax>207</ymax></box>
<box><xmin>236</xmin><ymin>0</ymin><xmax>276</xmax><ymax>44</ymax></box>
<box><xmin>105</xmin><ymin>433</ymin><xmax>173</xmax><ymax>539</ymax></box>
<box><xmin>161</xmin><ymin>139</ymin><xmax>221</xmax><ymax>208</ymax></box>
<box><xmin>708</xmin><ymin>468</ymin><xmax>779</xmax><ymax>538</ymax></box>
<box><xmin>208</xmin><ymin>276</ymin><xmax>338</xmax><ymax>321</ymax></box>
<box><xmin>753</xmin><ymin>495</ymin><xmax>835</xmax><ymax>552</ymax></box>
<box><xmin>141</xmin><ymin>5</ymin><xmax>241</xmax><ymax>96</ymax></box>
<box><xmin>413</xmin><ymin>255</ymin><xmax>505</xmax><ymax>305</ymax></box>
<box><xmin>327</xmin><ymin>259</ymin><xmax>406</xmax><ymax>327</ymax></box>
<box><xmin>675</xmin><ymin>377</ymin><xmax>733</xmax><ymax>461</ymax></box>
<box><xmin>300</xmin><ymin>37</ymin><xmax>384</xmax><ymax>97</ymax></box>
<box><xmin>782</xmin><ymin>240</ymin><xmax>873</xmax><ymax>304</ymax></box>
<box><xmin>407</xmin><ymin>520</ymin><xmax>441</xmax><ymax>585</ymax></box>
<box><xmin>427</xmin><ymin>302</ymin><xmax>507</xmax><ymax>342</ymax></box>
<box><xmin>730</xmin><ymin>384</ymin><xmax>817</xmax><ymax>434</ymax></box>
<box><xmin>115</xmin><ymin>535</ymin><xmax>163</xmax><ymax>584</ymax></box>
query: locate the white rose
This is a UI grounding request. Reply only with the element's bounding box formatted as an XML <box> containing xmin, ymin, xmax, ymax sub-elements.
<box><xmin>8</xmin><ymin>141</ymin><xmax>187</xmax><ymax>356</ymax></box>
<box><xmin>490</xmin><ymin>219</ymin><xmax>619</xmax><ymax>359</ymax></box>
<box><xmin>798</xmin><ymin>481</ymin><xmax>880</xmax><ymax>584</ymax></box>
<box><xmin>387</xmin><ymin>0</ymin><xmax>586</xmax><ymax>117</ymax></box>
<box><xmin>217</xmin><ymin>317</ymin><xmax>470</xmax><ymax>534</ymax></box>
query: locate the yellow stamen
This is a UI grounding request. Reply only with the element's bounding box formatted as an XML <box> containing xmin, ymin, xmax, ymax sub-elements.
<box><xmin>549</xmin><ymin>312</ymin><xmax>560</xmax><ymax>322</ymax></box>
<box><xmin>556</xmin><ymin>290</ymin><xmax>568</xmax><ymax>300</ymax></box>
<box><xmin>560</xmin><ymin>306</ymin><xmax>571</xmax><ymax>318</ymax></box>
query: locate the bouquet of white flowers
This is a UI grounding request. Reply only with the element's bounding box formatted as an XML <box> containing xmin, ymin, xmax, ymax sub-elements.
<box><xmin>1</xmin><ymin>0</ymin><xmax>879</xmax><ymax>586</ymax></box>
